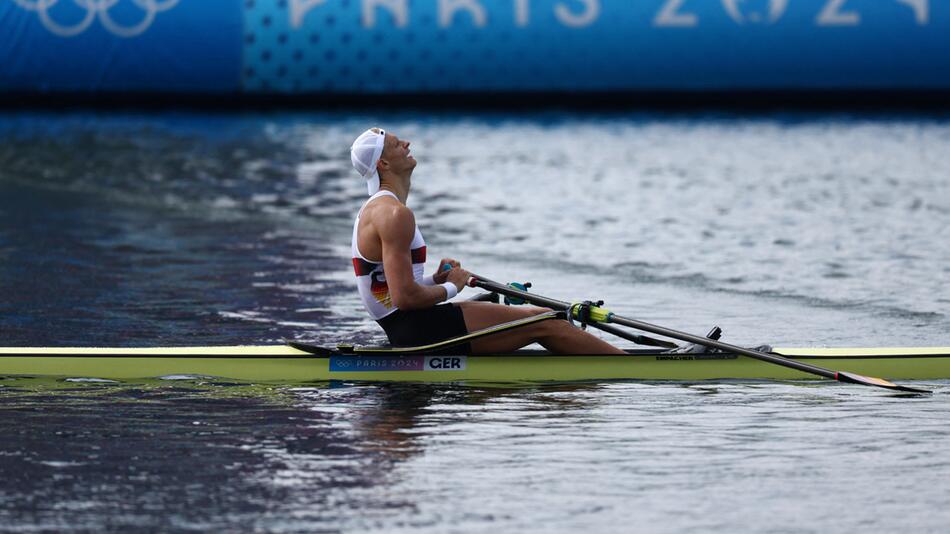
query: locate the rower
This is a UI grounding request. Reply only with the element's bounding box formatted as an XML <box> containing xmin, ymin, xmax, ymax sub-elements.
<box><xmin>349</xmin><ymin>127</ymin><xmax>625</xmax><ymax>355</ymax></box>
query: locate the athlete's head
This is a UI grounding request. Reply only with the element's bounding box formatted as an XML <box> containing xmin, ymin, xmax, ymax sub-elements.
<box><xmin>351</xmin><ymin>128</ymin><xmax>416</xmax><ymax>195</ymax></box>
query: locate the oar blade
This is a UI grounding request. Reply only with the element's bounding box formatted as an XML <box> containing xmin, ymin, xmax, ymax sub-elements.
<box><xmin>837</xmin><ymin>371</ymin><xmax>931</xmax><ymax>394</ymax></box>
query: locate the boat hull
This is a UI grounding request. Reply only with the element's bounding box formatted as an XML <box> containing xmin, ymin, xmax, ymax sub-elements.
<box><xmin>1</xmin><ymin>346</ymin><xmax>948</xmax><ymax>383</ymax></box>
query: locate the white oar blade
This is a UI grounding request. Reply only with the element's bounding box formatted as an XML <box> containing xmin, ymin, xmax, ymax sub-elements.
<box><xmin>837</xmin><ymin>371</ymin><xmax>931</xmax><ymax>394</ymax></box>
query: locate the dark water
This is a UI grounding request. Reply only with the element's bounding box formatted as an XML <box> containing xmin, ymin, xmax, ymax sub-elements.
<box><xmin>2</xmin><ymin>111</ymin><xmax>950</xmax><ymax>532</ymax></box>
<box><xmin>3</xmin><ymin>379</ymin><xmax>949</xmax><ymax>533</ymax></box>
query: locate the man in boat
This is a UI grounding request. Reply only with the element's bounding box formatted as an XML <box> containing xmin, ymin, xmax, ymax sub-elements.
<box><xmin>350</xmin><ymin>127</ymin><xmax>625</xmax><ymax>355</ymax></box>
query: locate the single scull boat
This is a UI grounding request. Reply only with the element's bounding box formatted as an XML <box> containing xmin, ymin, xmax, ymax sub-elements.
<box><xmin>1</xmin><ymin>345</ymin><xmax>948</xmax><ymax>383</ymax></box>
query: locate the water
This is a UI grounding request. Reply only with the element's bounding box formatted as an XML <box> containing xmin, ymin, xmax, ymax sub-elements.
<box><xmin>1</xmin><ymin>110</ymin><xmax>950</xmax><ymax>532</ymax></box>
<box><xmin>2</xmin><ymin>379</ymin><xmax>948</xmax><ymax>532</ymax></box>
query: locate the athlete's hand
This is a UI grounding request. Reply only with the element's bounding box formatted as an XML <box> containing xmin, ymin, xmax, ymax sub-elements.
<box><xmin>446</xmin><ymin>267</ymin><xmax>471</xmax><ymax>292</ymax></box>
<box><xmin>434</xmin><ymin>258</ymin><xmax>461</xmax><ymax>284</ymax></box>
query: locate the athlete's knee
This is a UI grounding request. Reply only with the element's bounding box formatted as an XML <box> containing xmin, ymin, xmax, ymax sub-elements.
<box><xmin>509</xmin><ymin>307</ymin><xmax>562</xmax><ymax>342</ymax></box>
<box><xmin>534</xmin><ymin>315</ymin><xmax>574</xmax><ymax>338</ymax></box>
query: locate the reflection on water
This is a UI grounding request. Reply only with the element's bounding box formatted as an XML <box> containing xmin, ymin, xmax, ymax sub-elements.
<box><xmin>0</xmin><ymin>378</ymin><xmax>603</xmax><ymax>531</ymax></box>
<box><xmin>0</xmin><ymin>379</ymin><xmax>397</xmax><ymax>531</ymax></box>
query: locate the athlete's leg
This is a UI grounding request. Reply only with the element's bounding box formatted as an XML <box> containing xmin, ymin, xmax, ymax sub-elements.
<box><xmin>456</xmin><ymin>301</ymin><xmax>626</xmax><ymax>354</ymax></box>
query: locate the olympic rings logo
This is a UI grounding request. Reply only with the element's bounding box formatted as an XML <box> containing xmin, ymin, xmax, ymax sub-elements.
<box><xmin>11</xmin><ymin>0</ymin><xmax>179</xmax><ymax>37</ymax></box>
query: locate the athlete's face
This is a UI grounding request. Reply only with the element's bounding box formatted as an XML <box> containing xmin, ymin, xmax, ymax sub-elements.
<box><xmin>379</xmin><ymin>131</ymin><xmax>416</xmax><ymax>175</ymax></box>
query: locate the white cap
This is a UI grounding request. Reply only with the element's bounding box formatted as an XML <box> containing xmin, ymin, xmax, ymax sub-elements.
<box><xmin>350</xmin><ymin>128</ymin><xmax>386</xmax><ymax>196</ymax></box>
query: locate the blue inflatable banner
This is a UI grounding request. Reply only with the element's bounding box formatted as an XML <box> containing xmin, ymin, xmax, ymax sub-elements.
<box><xmin>0</xmin><ymin>0</ymin><xmax>947</xmax><ymax>94</ymax></box>
<box><xmin>0</xmin><ymin>0</ymin><xmax>242</xmax><ymax>93</ymax></box>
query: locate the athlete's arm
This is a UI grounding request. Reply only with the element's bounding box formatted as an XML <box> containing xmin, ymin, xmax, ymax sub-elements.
<box><xmin>378</xmin><ymin>205</ymin><xmax>467</xmax><ymax>310</ymax></box>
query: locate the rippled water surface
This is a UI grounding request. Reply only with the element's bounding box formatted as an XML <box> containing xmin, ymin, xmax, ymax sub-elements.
<box><xmin>1</xmin><ymin>110</ymin><xmax>950</xmax><ymax>532</ymax></box>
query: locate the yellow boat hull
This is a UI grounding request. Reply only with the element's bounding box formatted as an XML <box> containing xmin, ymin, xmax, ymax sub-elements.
<box><xmin>1</xmin><ymin>346</ymin><xmax>948</xmax><ymax>383</ymax></box>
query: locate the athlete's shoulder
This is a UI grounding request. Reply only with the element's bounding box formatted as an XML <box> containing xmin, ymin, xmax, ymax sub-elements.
<box><xmin>371</xmin><ymin>199</ymin><xmax>415</xmax><ymax>241</ymax></box>
<box><xmin>369</xmin><ymin>197</ymin><xmax>414</xmax><ymax>224</ymax></box>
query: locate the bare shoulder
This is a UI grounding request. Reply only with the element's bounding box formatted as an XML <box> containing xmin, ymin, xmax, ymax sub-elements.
<box><xmin>368</xmin><ymin>198</ymin><xmax>415</xmax><ymax>242</ymax></box>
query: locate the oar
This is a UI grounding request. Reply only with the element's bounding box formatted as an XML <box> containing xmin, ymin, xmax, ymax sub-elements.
<box><xmin>468</xmin><ymin>274</ymin><xmax>930</xmax><ymax>394</ymax></box>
